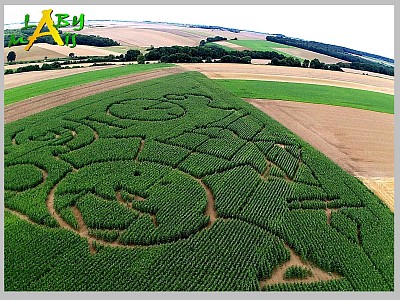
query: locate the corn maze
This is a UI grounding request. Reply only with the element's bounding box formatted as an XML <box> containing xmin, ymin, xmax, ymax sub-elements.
<box><xmin>4</xmin><ymin>72</ymin><xmax>393</xmax><ymax>291</ymax></box>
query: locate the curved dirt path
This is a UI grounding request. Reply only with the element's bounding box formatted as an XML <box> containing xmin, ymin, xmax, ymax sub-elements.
<box><xmin>5</xmin><ymin>66</ymin><xmax>186</xmax><ymax>124</ymax></box>
<box><xmin>260</xmin><ymin>244</ymin><xmax>341</xmax><ymax>288</ymax></box>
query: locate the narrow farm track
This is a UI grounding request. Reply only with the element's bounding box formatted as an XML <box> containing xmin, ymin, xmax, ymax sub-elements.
<box><xmin>4</xmin><ymin>66</ymin><xmax>186</xmax><ymax>124</ymax></box>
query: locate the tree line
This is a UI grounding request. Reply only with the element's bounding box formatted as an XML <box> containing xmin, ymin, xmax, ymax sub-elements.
<box><xmin>144</xmin><ymin>45</ymin><xmax>286</xmax><ymax>63</ymax></box>
<box><xmin>266</xmin><ymin>36</ymin><xmax>394</xmax><ymax>76</ymax></box>
<box><xmin>144</xmin><ymin>45</ymin><xmax>344</xmax><ymax>71</ymax></box>
<box><xmin>271</xmin><ymin>56</ymin><xmax>342</xmax><ymax>71</ymax></box>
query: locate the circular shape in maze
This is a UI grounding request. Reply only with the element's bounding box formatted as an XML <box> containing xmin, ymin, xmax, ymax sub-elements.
<box><xmin>5</xmin><ymin>164</ymin><xmax>45</xmax><ymax>192</ymax></box>
<box><xmin>108</xmin><ymin>99</ymin><xmax>185</xmax><ymax>121</ymax></box>
<box><xmin>54</xmin><ymin>160</ymin><xmax>209</xmax><ymax>246</ymax></box>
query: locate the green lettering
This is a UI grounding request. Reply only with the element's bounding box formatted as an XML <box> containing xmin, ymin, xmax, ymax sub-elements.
<box><xmin>69</xmin><ymin>33</ymin><xmax>77</xmax><ymax>48</ymax></box>
<box><xmin>55</xmin><ymin>13</ymin><xmax>70</xmax><ymax>28</ymax></box>
<box><xmin>72</xmin><ymin>14</ymin><xmax>85</xmax><ymax>31</ymax></box>
<box><xmin>8</xmin><ymin>34</ymin><xmax>28</xmax><ymax>47</ymax></box>
<box><xmin>21</xmin><ymin>14</ymin><xmax>36</xmax><ymax>29</ymax></box>
<box><xmin>64</xmin><ymin>32</ymin><xmax>70</xmax><ymax>46</ymax></box>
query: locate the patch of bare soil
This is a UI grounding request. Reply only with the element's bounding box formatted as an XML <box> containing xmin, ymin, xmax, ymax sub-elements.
<box><xmin>196</xmin><ymin>179</ymin><xmax>217</xmax><ymax>228</ymax></box>
<box><xmin>246</xmin><ymin>99</ymin><xmax>394</xmax><ymax>210</ymax></box>
<box><xmin>215</xmin><ymin>41</ymin><xmax>250</xmax><ymax>51</ymax></box>
<box><xmin>178</xmin><ymin>63</ymin><xmax>394</xmax><ymax>95</ymax></box>
<box><xmin>5</xmin><ymin>66</ymin><xmax>186</xmax><ymax>124</ymax></box>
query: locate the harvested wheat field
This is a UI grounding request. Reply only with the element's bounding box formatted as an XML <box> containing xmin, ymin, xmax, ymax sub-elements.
<box><xmin>274</xmin><ymin>47</ymin><xmax>348</xmax><ymax>64</ymax></box>
<box><xmin>4</xmin><ymin>43</ymin><xmax>121</xmax><ymax>62</ymax></box>
<box><xmin>342</xmin><ymin>68</ymin><xmax>395</xmax><ymax>80</ymax></box>
<box><xmin>356</xmin><ymin>177</ymin><xmax>394</xmax><ymax>211</ymax></box>
<box><xmin>4</xmin><ymin>64</ymin><xmax>122</xmax><ymax>89</ymax></box>
<box><xmin>179</xmin><ymin>63</ymin><xmax>394</xmax><ymax>94</ymax></box>
<box><xmin>247</xmin><ymin>99</ymin><xmax>394</xmax><ymax>211</ymax></box>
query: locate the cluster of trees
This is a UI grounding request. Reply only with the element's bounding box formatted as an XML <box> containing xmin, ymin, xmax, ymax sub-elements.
<box><xmin>336</xmin><ymin>61</ymin><xmax>393</xmax><ymax>75</ymax></box>
<box><xmin>188</xmin><ymin>24</ymin><xmax>240</xmax><ymax>33</ymax></box>
<box><xmin>266</xmin><ymin>36</ymin><xmax>394</xmax><ymax>76</ymax></box>
<box><xmin>72</xmin><ymin>34</ymin><xmax>119</xmax><ymax>47</ymax></box>
<box><xmin>145</xmin><ymin>45</ymin><xmax>286</xmax><ymax>64</ymax></box>
<box><xmin>220</xmin><ymin>55</ymin><xmax>252</xmax><ymax>64</ymax></box>
<box><xmin>125</xmin><ymin>49</ymin><xmax>145</xmax><ymax>64</ymax></box>
<box><xmin>199</xmin><ymin>36</ymin><xmax>227</xmax><ymax>46</ymax></box>
<box><xmin>271</xmin><ymin>56</ymin><xmax>302</xmax><ymax>67</ymax></box>
<box><xmin>270</xmin><ymin>56</ymin><xmax>342</xmax><ymax>72</ymax></box>
<box><xmin>4</xmin><ymin>61</ymin><xmax>83</xmax><ymax>75</ymax></box>
<box><xmin>5</xmin><ymin>48</ymin><xmax>145</xmax><ymax>69</ymax></box>
<box><xmin>4</xmin><ymin>28</ymin><xmax>120</xmax><ymax>47</ymax></box>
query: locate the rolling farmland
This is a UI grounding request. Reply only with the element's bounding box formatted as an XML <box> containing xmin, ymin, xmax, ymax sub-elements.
<box><xmin>179</xmin><ymin>63</ymin><xmax>394</xmax><ymax>95</ymax></box>
<box><xmin>225</xmin><ymin>40</ymin><xmax>346</xmax><ymax>63</ymax></box>
<box><xmin>216</xmin><ymin>80</ymin><xmax>394</xmax><ymax>114</ymax></box>
<box><xmin>246</xmin><ymin>100</ymin><xmax>394</xmax><ymax>212</ymax></box>
<box><xmin>61</xmin><ymin>21</ymin><xmax>266</xmax><ymax>48</ymax></box>
<box><xmin>4</xmin><ymin>63</ymin><xmax>174</xmax><ymax>105</ymax></box>
<box><xmin>4</xmin><ymin>72</ymin><xmax>393</xmax><ymax>291</ymax></box>
<box><xmin>228</xmin><ymin>40</ymin><xmax>299</xmax><ymax>59</ymax></box>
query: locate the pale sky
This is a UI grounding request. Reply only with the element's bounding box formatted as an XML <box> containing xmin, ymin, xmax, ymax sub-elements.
<box><xmin>4</xmin><ymin>5</ymin><xmax>395</xmax><ymax>59</ymax></box>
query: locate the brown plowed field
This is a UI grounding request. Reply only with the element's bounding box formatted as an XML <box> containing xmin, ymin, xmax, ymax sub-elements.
<box><xmin>5</xmin><ymin>66</ymin><xmax>186</xmax><ymax>124</ymax></box>
<box><xmin>247</xmin><ymin>99</ymin><xmax>394</xmax><ymax>211</ymax></box>
<box><xmin>178</xmin><ymin>63</ymin><xmax>394</xmax><ymax>95</ymax></box>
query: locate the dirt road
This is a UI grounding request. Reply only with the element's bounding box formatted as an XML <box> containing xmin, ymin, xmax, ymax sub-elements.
<box><xmin>5</xmin><ymin>66</ymin><xmax>186</xmax><ymax>124</ymax></box>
